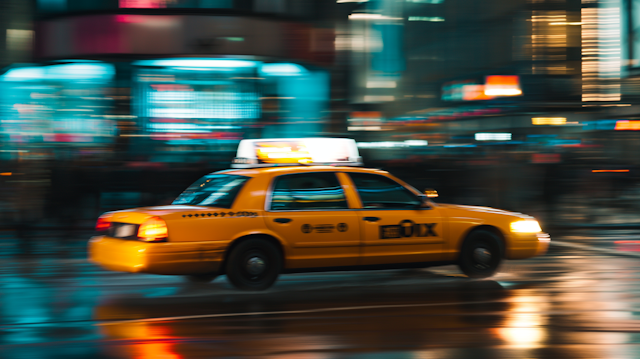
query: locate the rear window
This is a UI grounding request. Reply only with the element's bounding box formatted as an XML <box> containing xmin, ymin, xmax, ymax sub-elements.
<box><xmin>172</xmin><ymin>174</ymin><xmax>250</xmax><ymax>208</ymax></box>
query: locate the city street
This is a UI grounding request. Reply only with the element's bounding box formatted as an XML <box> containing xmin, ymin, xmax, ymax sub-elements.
<box><xmin>1</xmin><ymin>230</ymin><xmax>640</xmax><ymax>358</ymax></box>
<box><xmin>2</xmin><ymin>0</ymin><xmax>640</xmax><ymax>357</ymax></box>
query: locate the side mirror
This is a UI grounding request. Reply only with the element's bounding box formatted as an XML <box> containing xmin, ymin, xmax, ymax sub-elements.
<box><xmin>417</xmin><ymin>195</ymin><xmax>430</xmax><ymax>208</ymax></box>
<box><xmin>424</xmin><ymin>188</ymin><xmax>438</xmax><ymax>198</ymax></box>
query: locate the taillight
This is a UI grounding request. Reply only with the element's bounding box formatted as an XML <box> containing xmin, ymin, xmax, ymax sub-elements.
<box><xmin>137</xmin><ymin>216</ymin><xmax>168</xmax><ymax>242</ymax></box>
<box><xmin>95</xmin><ymin>214</ymin><xmax>112</xmax><ymax>232</ymax></box>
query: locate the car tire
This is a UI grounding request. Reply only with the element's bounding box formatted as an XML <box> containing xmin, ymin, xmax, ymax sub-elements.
<box><xmin>185</xmin><ymin>273</ymin><xmax>218</xmax><ymax>283</ymax></box>
<box><xmin>225</xmin><ymin>238</ymin><xmax>282</xmax><ymax>291</ymax></box>
<box><xmin>458</xmin><ymin>229</ymin><xmax>503</xmax><ymax>279</ymax></box>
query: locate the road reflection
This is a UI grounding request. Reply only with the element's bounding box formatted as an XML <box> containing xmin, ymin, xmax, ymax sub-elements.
<box><xmin>494</xmin><ymin>289</ymin><xmax>549</xmax><ymax>349</ymax></box>
<box><xmin>102</xmin><ymin>323</ymin><xmax>182</xmax><ymax>359</ymax></box>
<box><xmin>95</xmin><ymin>278</ymin><xmax>509</xmax><ymax>358</ymax></box>
<box><xmin>3</xmin><ymin>237</ymin><xmax>640</xmax><ymax>358</ymax></box>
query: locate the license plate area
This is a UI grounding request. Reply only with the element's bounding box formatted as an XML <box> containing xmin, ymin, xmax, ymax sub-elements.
<box><xmin>109</xmin><ymin>223</ymin><xmax>140</xmax><ymax>240</ymax></box>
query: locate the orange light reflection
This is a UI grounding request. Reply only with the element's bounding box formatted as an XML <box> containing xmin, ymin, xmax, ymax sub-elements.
<box><xmin>100</xmin><ymin>322</ymin><xmax>182</xmax><ymax>359</ymax></box>
<box><xmin>494</xmin><ymin>292</ymin><xmax>548</xmax><ymax>349</ymax></box>
<box><xmin>592</xmin><ymin>170</ymin><xmax>629</xmax><ymax>173</ymax></box>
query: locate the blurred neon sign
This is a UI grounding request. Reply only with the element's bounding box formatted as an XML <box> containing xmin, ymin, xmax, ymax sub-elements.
<box><xmin>259</xmin><ymin>63</ymin><xmax>307</xmax><ymax>76</ymax></box>
<box><xmin>532</xmin><ymin>153</ymin><xmax>561</xmax><ymax>164</ymax></box>
<box><xmin>357</xmin><ymin>140</ymin><xmax>428</xmax><ymax>148</ymax></box>
<box><xmin>475</xmin><ymin>133</ymin><xmax>512</xmax><ymax>141</ymax></box>
<box><xmin>532</xmin><ymin>117</ymin><xmax>567</xmax><ymax>125</ymax></box>
<box><xmin>120</xmin><ymin>0</ymin><xmax>173</xmax><ymax>8</ymax></box>
<box><xmin>442</xmin><ymin>75</ymin><xmax>522</xmax><ymax>101</ymax></box>
<box><xmin>615</xmin><ymin>120</ymin><xmax>640</xmax><ymax>130</ymax></box>
<box><xmin>462</xmin><ymin>84</ymin><xmax>493</xmax><ymax>101</ymax></box>
<box><xmin>348</xmin><ymin>111</ymin><xmax>384</xmax><ymax>131</ymax></box>
<box><xmin>134</xmin><ymin>59</ymin><xmax>258</xmax><ymax>68</ymax></box>
<box><xmin>1</xmin><ymin>62</ymin><xmax>116</xmax><ymax>145</ymax></box>
<box><xmin>484</xmin><ymin>75</ymin><xmax>522</xmax><ymax>97</ymax></box>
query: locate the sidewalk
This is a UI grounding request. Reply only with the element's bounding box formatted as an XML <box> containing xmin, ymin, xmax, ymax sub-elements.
<box><xmin>0</xmin><ymin>228</ymin><xmax>93</xmax><ymax>260</ymax></box>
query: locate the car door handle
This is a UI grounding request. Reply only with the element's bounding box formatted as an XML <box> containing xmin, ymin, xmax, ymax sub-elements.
<box><xmin>363</xmin><ymin>217</ymin><xmax>380</xmax><ymax>222</ymax></box>
<box><xmin>274</xmin><ymin>218</ymin><xmax>292</xmax><ymax>224</ymax></box>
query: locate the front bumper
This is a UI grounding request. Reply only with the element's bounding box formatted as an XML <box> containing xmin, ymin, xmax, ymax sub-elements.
<box><xmin>89</xmin><ymin>236</ymin><xmax>224</xmax><ymax>275</ymax></box>
<box><xmin>505</xmin><ymin>232</ymin><xmax>550</xmax><ymax>259</ymax></box>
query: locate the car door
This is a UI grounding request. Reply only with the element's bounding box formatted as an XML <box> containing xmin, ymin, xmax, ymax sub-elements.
<box><xmin>345</xmin><ymin>172</ymin><xmax>444</xmax><ymax>266</ymax></box>
<box><xmin>264</xmin><ymin>172</ymin><xmax>361</xmax><ymax>269</ymax></box>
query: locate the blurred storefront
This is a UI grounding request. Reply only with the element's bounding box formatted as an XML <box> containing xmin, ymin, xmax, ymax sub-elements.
<box><xmin>0</xmin><ymin>0</ymin><xmax>338</xmax><ymax>227</ymax></box>
<box><xmin>1</xmin><ymin>0</ymin><xmax>337</xmax><ymax>164</ymax></box>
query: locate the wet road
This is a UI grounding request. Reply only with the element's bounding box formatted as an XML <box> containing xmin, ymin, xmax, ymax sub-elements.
<box><xmin>2</xmin><ymin>229</ymin><xmax>640</xmax><ymax>358</ymax></box>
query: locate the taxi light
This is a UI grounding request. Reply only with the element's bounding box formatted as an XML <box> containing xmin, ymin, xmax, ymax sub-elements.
<box><xmin>510</xmin><ymin>220</ymin><xmax>542</xmax><ymax>233</ymax></box>
<box><xmin>138</xmin><ymin>217</ymin><xmax>168</xmax><ymax>242</ymax></box>
<box><xmin>233</xmin><ymin>157</ymin><xmax>257</xmax><ymax>165</ymax></box>
<box><xmin>232</xmin><ymin>138</ymin><xmax>363</xmax><ymax>168</ymax></box>
<box><xmin>95</xmin><ymin>214</ymin><xmax>112</xmax><ymax>232</ymax></box>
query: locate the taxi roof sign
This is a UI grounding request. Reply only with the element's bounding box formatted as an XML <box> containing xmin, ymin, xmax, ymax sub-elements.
<box><xmin>232</xmin><ymin>138</ymin><xmax>363</xmax><ymax>168</ymax></box>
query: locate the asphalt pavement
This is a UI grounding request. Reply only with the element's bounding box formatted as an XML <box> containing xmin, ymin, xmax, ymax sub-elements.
<box><xmin>1</xmin><ymin>229</ymin><xmax>640</xmax><ymax>358</ymax></box>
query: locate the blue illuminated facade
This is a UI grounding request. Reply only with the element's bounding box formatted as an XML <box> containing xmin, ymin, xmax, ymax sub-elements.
<box><xmin>0</xmin><ymin>0</ymin><xmax>336</xmax><ymax>162</ymax></box>
<box><xmin>0</xmin><ymin>59</ymin><xmax>330</xmax><ymax>161</ymax></box>
<box><xmin>0</xmin><ymin>61</ymin><xmax>116</xmax><ymax>154</ymax></box>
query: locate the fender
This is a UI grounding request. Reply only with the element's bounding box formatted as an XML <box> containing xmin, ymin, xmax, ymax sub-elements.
<box><xmin>229</xmin><ymin>228</ymin><xmax>291</xmax><ymax>257</ymax></box>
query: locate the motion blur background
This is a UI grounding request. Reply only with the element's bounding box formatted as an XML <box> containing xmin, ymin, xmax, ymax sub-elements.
<box><xmin>1</xmin><ymin>0</ymin><xmax>640</xmax><ymax>234</ymax></box>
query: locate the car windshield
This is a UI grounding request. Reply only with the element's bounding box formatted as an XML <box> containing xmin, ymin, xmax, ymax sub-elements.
<box><xmin>172</xmin><ymin>174</ymin><xmax>250</xmax><ymax>208</ymax></box>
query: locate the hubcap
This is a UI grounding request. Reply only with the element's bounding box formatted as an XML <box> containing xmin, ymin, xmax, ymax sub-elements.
<box><xmin>246</xmin><ymin>256</ymin><xmax>266</xmax><ymax>275</ymax></box>
<box><xmin>473</xmin><ymin>247</ymin><xmax>492</xmax><ymax>265</ymax></box>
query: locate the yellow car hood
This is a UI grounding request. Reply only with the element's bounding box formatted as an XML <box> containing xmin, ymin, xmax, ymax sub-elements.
<box><xmin>436</xmin><ymin>203</ymin><xmax>532</xmax><ymax>219</ymax></box>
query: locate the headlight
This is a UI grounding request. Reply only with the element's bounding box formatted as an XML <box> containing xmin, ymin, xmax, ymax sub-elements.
<box><xmin>510</xmin><ymin>220</ymin><xmax>542</xmax><ymax>233</ymax></box>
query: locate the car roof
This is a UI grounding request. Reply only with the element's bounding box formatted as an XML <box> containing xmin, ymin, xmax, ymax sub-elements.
<box><xmin>214</xmin><ymin>166</ymin><xmax>390</xmax><ymax>177</ymax></box>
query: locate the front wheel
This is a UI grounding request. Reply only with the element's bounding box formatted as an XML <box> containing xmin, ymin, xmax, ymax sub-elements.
<box><xmin>225</xmin><ymin>238</ymin><xmax>282</xmax><ymax>291</ymax></box>
<box><xmin>458</xmin><ymin>229</ymin><xmax>502</xmax><ymax>279</ymax></box>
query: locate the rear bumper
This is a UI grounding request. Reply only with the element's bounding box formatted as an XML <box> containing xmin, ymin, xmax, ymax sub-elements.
<box><xmin>89</xmin><ymin>236</ymin><xmax>224</xmax><ymax>275</ymax></box>
<box><xmin>505</xmin><ymin>232</ymin><xmax>550</xmax><ymax>259</ymax></box>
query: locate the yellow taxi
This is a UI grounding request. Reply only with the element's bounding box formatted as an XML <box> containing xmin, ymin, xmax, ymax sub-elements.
<box><xmin>89</xmin><ymin>138</ymin><xmax>549</xmax><ymax>290</ymax></box>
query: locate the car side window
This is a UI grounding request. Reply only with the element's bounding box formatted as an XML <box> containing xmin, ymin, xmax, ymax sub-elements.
<box><xmin>270</xmin><ymin>172</ymin><xmax>348</xmax><ymax>211</ymax></box>
<box><xmin>348</xmin><ymin>173</ymin><xmax>422</xmax><ymax>209</ymax></box>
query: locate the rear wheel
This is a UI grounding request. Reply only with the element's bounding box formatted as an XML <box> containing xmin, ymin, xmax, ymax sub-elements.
<box><xmin>225</xmin><ymin>238</ymin><xmax>282</xmax><ymax>291</ymax></box>
<box><xmin>458</xmin><ymin>229</ymin><xmax>502</xmax><ymax>278</ymax></box>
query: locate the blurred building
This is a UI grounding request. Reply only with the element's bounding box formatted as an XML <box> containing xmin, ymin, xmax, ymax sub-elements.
<box><xmin>339</xmin><ymin>0</ymin><xmax>640</xmax><ymax>168</ymax></box>
<box><xmin>1</xmin><ymin>0</ymin><xmax>640</xmax><ymax>227</ymax></box>
<box><xmin>0</xmin><ymin>0</ymin><xmax>34</xmax><ymax>68</ymax></box>
<box><xmin>0</xmin><ymin>0</ymin><xmax>339</xmax><ymax>164</ymax></box>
